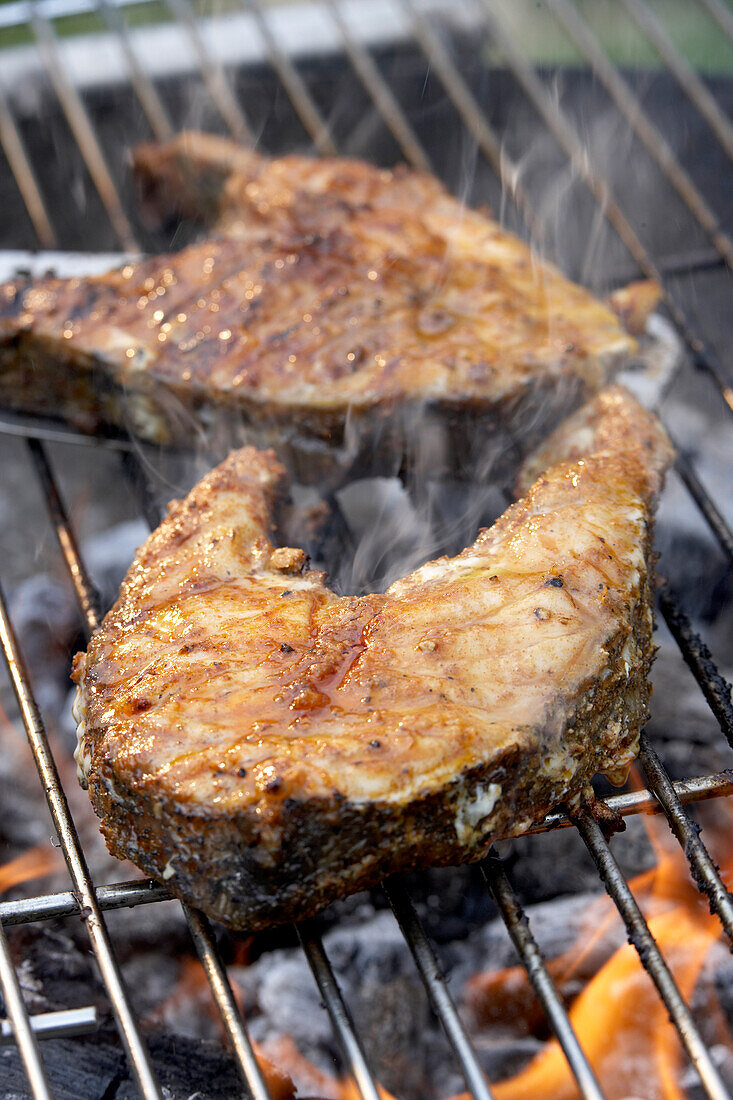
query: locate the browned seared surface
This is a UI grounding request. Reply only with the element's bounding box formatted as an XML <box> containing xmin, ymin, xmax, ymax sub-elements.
<box><xmin>72</xmin><ymin>386</ymin><xmax>672</xmax><ymax>931</ymax></box>
<box><xmin>515</xmin><ymin>383</ymin><xmax>674</xmax><ymax>496</ymax></box>
<box><xmin>605</xmin><ymin>279</ymin><xmax>662</xmax><ymax>336</ymax></box>
<box><xmin>1</xmin><ymin>133</ymin><xmax>635</xmax><ymax>482</ymax></box>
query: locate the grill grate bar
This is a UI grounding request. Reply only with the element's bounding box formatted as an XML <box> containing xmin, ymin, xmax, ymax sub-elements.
<box><xmin>247</xmin><ymin>0</ymin><xmax>336</xmax><ymax>156</ymax></box>
<box><xmin>118</xmin><ymin>446</ymin><xmax>388</xmax><ymax>1100</ymax></box>
<box><xmin>30</xmin><ymin>8</ymin><xmax>138</xmax><ymax>250</ymax></box>
<box><xmin>0</xmin><ymin>919</ymin><xmax>52</xmax><ymax>1100</ymax></box>
<box><xmin>0</xmin><ymin>81</ymin><xmax>56</xmax><ymax>248</ymax></box>
<box><xmin>545</xmin><ymin>0</ymin><xmax>733</xmax><ymax>272</ymax></box>
<box><xmin>26</xmin><ymin>437</ymin><xmax>103</xmax><ymax>633</ymax></box>
<box><xmin>96</xmin><ymin>0</ymin><xmax>174</xmax><ymax>141</ymax></box>
<box><xmin>621</xmin><ymin>0</ymin><xmax>733</xmax><ymax>162</ymax></box>
<box><xmin>184</xmin><ymin>905</ymin><xmax>273</xmax><ymax>1100</ymax></box>
<box><xmin>164</xmin><ymin>0</ymin><xmax>252</xmax><ymax>143</ymax></box>
<box><xmin>326</xmin><ymin>0</ymin><xmax>432</xmax><ymax>171</ymax></box>
<box><xmin>383</xmin><ymin>878</ymin><xmax>495</xmax><ymax>1100</ymax></box>
<box><xmin>657</xmin><ymin>585</ymin><xmax>733</xmax><ymax>749</ymax></box>
<box><xmin>572</xmin><ymin>804</ymin><xmax>732</xmax><ymax>1100</ymax></box>
<box><xmin>3</xmin><ymin>768</ymin><xmax>732</xmax><ymax>929</ymax></box>
<box><xmin>532</xmin><ymin>769</ymin><xmax>733</xmax><ymax>833</ymax></box>
<box><xmin>637</xmin><ymin>734</ymin><xmax>733</xmax><ymax>945</ymax></box>
<box><xmin>0</xmin><ymin>1005</ymin><xmax>99</xmax><ymax>1045</ymax></box>
<box><xmin>0</xmin><ymin>413</ymin><xmax>137</xmax><ymax>451</ymax></box>
<box><xmin>477</xmin><ymin>0</ymin><xmax>733</xmax><ymax>408</ymax></box>
<box><xmin>0</xmin><ymin>879</ymin><xmax>172</xmax><ymax>927</ymax></box>
<box><xmin>0</xmin><ymin>583</ymin><xmax>163</xmax><ymax>1099</ymax></box>
<box><xmin>482</xmin><ymin>854</ymin><xmax>606</xmax><ymax>1100</ymax></box>
<box><xmin>478</xmin><ymin>0</ymin><xmax>656</xmax><ymax>281</ymax></box>
<box><xmin>400</xmin><ymin>0</ymin><xmax>542</xmax><ymax>241</ymax></box>
<box><xmin>23</xmin><ymin>438</ymin><xmax>276</xmax><ymax>1100</ymax></box>
<box><xmin>673</xmin><ymin>451</ymin><xmax>733</xmax><ymax>564</ymax></box>
<box><xmin>700</xmin><ymin>0</ymin><xmax>733</xmax><ymax>48</ymax></box>
<box><xmin>119</xmin><ymin>449</ymin><xmax>165</xmax><ymax>529</ymax></box>
<box><xmin>297</xmin><ymin>923</ymin><xmax>382</xmax><ymax>1100</ymax></box>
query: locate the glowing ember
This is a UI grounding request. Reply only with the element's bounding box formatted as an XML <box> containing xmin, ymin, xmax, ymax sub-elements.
<box><xmin>455</xmin><ymin>804</ymin><xmax>733</xmax><ymax>1100</ymax></box>
<box><xmin>149</xmin><ymin>956</ymin><xmax>298</xmax><ymax>1098</ymax></box>
<box><xmin>241</xmin><ymin>804</ymin><xmax>733</xmax><ymax>1100</ymax></box>
<box><xmin>0</xmin><ymin>843</ymin><xmax>60</xmax><ymax>894</ymax></box>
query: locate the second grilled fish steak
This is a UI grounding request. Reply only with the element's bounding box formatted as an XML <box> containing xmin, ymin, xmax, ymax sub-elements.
<box><xmin>1</xmin><ymin>133</ymin><xmax>635</xmax><ymax>483</ymax></box>
<box><xmin>72</xmin><ymin>387</ymin><xmax>672</xmax><ymax>931</ymax></box>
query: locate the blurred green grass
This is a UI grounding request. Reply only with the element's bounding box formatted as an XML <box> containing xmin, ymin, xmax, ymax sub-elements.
<box><xmin>0</xmin><ymin>0</ymin><xmax>732</xmax><ymax>74</ymax></box>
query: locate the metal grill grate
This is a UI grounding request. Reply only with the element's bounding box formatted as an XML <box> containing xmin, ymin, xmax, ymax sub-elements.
<box><xmin>1</xmin><ymin>2</ymin><xmax>733</xmax><ymax>1098</ymax></box>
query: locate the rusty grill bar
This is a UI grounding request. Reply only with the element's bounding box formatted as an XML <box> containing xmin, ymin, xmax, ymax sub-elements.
<box><xmin>0</xmin><ymin>2</ymin><xmax>732</xmax><ymax>1098</ymax></box>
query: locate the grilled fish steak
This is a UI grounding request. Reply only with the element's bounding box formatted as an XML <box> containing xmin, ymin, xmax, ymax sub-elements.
<box><xmin>1</xmin><ymin>133</ymin><xmax>635</xmax><ymax>482</ymax></box>
<box><xmin>72</xmin><ymin>386</ymin><xmax>672</xmax><ymax>931</ymax></box>
<box><xmin>516</xmin><ymin>382</ymin><xmax>673</xmax><ymax>496</ymax></box>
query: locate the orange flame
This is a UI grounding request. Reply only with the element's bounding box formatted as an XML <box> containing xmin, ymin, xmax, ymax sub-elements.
<box><xmin>0</xmin><ymin>844</ymin><xmax>61</xmax><ymax>894</ymax></box>
<box><xmin>149</xmin><ymin>956</ymin><xmax>299</xmax><ymax>1098</ymax></box>
<box><xmin>455</xmin><ymin>801</ymin><xmax>733</xmax><ymax>1100</ymax></box>
<box><xmin>153</xmin><ymin>954</ymin><xmax>400</xmax><ymax>1099</ymax></box>
<box><xmin>259</xmin><ymin>1036</ymin><xmax>399</xmax><ymax>1099</ymax></box>
<box><xmin>147</xmin><ymin>786</ymin><xmax>732</xmax><ymax>1100</ymax></box>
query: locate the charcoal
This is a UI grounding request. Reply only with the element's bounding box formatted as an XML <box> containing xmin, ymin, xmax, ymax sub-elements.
<box><xmin>0</xmin><ymin>1039</ymin><xmax>124</xmax><ymax>1100</ymax></box>
<box><xmin>114</xmin><ymin>1035</ymin><xmax>246</xmax><ymax>1100</ymax></box>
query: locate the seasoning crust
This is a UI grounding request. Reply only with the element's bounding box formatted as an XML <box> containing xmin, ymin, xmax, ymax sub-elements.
<box><xmin>1</xmin><ymin>133</ymin><xmax>635</xmax><ymax>481</ymax></box>
<box><xmin>73</xmin><ymin>386</ymin><xmax>672</xmax><ymax>930</ymax></box>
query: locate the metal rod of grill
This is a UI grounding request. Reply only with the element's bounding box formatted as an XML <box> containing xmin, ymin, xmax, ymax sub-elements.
<box><xmin>26</xmin><ymin>437</ymin><xmax>102</xmax><ymax>632</ymax></box>
<box><xmin>383</xmin><ymin>878</ymin><xmax>495</xmax><ymax>1100</ymax></box>
<box><xmin>297</xmin><ymin>923</ymin><xmax>383</xmax><ymax>1100</ymax></box>
<box><xmin>657</xmin><ymin>585</ymin><xmax>733</xmax><ymax>749</ymax></box>
<box><xmin>0</xmin><ymin>81</ymin><xmax>55</xmax><ymax>248</ymax></box>
<box><xmin>247</xmin><ymin>0</ymin><xmax>336</xmax><ymax>156</ymax></box>
<box><xmin>119</xmin><ymin>449</ymin><xmax>165</xmax><ymax>529</ymax></box>
<box><xmin>637</xmin><ymin>734</ymin><xmax>733</xmax><ymax>945</ymax></box>
<box><xmin>533</xmin><ymin>770</ymin><xmax>733</xmax><ymax>833</ymax></box>
<box><xmin>0</xmin><ymin>920</ymin><xmax>52</xmax><ymax>1100</ymax></box>
<box><xmin>482</xmin><ymin>854</ymin><xmax>606</xmax><ymax>1100</ymax></box>
<box><xmin>673</xmin><ymin>451</ymin><xmax>733</xmax><ymax>563</ymax></box>
<box><xmin>164</xmin><ymin>0</ymin><xmax>251</xmax><ymax>142</ymax></box>
<box><xmin>400</xmin><ymin>0</ymin><xmax>543</xmax><ymax>241</ymax></box>
<box><xmin>572</xmin><ymin>804</ymin><xmax>732</xmax><ymax>1100</ymax></box>
<box><xmin>700</xmin><ymin>0</ymin><xmax>733</xmax><ymax>47</ymax></box>
<box><xmin>544</xmin><ymin>0</ymin><xmax>733</xmax><ymax>272</ymax></box>
<box><xmin>184</xmin><ymin>904</ymin><xmax>273</xmax><ymax>1100</ymax></box>
<box><xmin>0</xmin><ymin>1005</ymin><xmax>99</xmax><ymax>1045</ymax></box>
<box><xmin>621</xmin><ymin>0</ymin><xmax>733</xmax><ymax>161</ymax></box>
<box><xmin>29</xmin><ymin>8</ymin><xmax>138</xmax><ymax>250</ymax></box>
<box><xmin>0</xmin><ymin>583</ymin><xmax>163</xmax><ymax>1100</ymax></box>
<box><xmin>326</xmin><ymin>0</ymin><xmax>432</xmax><ymax>171</ymax></box>
<box><xmin>0</xmin><ymin>414</ymin><xmax>135</xmax><ymax>450</ymax></box>
<box><xmin>0</xmin><ymin>879</ymin><xmax>173</xmax><ymax>927</ymax></box>
<box><xmin>96</xmin><ymin>0</ymin><xmax>174</xmax><ymax>141</ymax></box>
